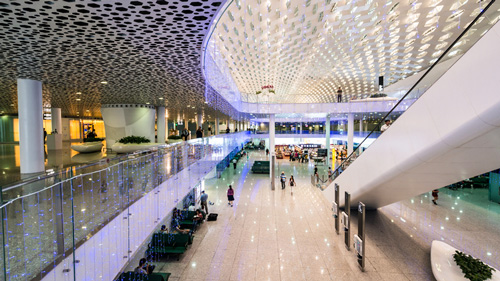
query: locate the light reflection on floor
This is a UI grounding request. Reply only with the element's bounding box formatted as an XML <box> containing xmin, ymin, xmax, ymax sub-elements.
<box><xmin>380</xmin><ymin>186</ymin><xmax>500</xmax><ymax>271</ymax></box>
<box><xmin>0</xmin><ymin>142</ymin><xmax>114</xmax><ymax>186</ymax></box>
<box><xmin>124</xmin><ymin>150</ymin><xmax>441</xmax><ymax>281</ymax></box>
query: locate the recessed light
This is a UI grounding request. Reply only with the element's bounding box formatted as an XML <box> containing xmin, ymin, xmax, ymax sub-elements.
<box><xmin>86</xmin><ymin>110</ymin><xmax>89</xmax><ymax>112</ymax></box>
<box><xmin>76</xmin><ymin>98</ymin><xmax>81</xmax><ymax>101</ymax></box>
<box><xmin>76</xmin><ymin>92</ymin><xmax>82</xmax><ymax>95</ymax></box>
<box><xmin>101</xmin><ymin>81</ymin><xmax>108</xmax><ymax>84</ymax></box>
<box><xmin>146</xmin><ymin>102</ymin><xmax>150</xmax><ymax>105</ymax></box>
<box><xmin>159</xmin><ymin>97</ymin><xmax>163</xmax><ymax>100</ymax></box>
<box><xmin>10</xmin><ymin>104</ymin><xmax>14</xmax><ymax>106</ymax></box>
<box><xmin>204</xmin><ymin>101</ymin><xmax>208</xmax><ymax>104</ymax></box>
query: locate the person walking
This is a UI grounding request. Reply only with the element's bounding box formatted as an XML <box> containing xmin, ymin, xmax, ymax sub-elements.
<box><xmin>208</xmin><ymin>125</ymin><xmax>212</xmax><ymax>136</ymax></box>
<box><xmin>200</xmin><ymin>190</ymin><xmax>209</xmax><ymax>213</ymax></box>
<box><xmin>280</xmin><ymin>171</ymin><xmax>286</xmax><ymax>189</ymax></box>
<box><xmin>328</xmin><ymin>167</ymin><xmax>332</xmax><ymax>180</ymax></box>
<box><xmin>337</xmin><ymin>87</ymin><xmax>343</xmax><ymax>103</ymax></box>
<box><xmin>227</xmin><ymin>185</ymin><xmax>235</xmax><ymax>207</ymax></box>
<box><xmin>196</xmin><ymin>126</ymin><xmax>203</xmax><ymax>138</ymax></box>
<box><xmin>43</xmin><ymin>129</ymin><xmax>47</xmax><ymax>144</ymax></box>
<box><xmin>314</xmin><ymin>165</ymin><xmax>318</xmax><ymax>176</ymax></box>
<box><xmin>181</xmin><ymin>128</ymin><xmax>189</xmax><ymax>141</ymax></box>
<box><xmin>233</xmin><ymin>158</ymin><xmax>237</xmax><ymax>170</ymax></box>
<box><xmin>289</xmin><ymin>175</ymin><xmax>295</xmax><ymax>191</ymax></box>
<box><xmin>432</xmin><ymin>189</ymin><xmax>439</xmax><ymax>205</ymax></box>
<box><xmin>266</xmin><ymin>148</ymin><xmax>269</xmax><ymax>156</ymax></box>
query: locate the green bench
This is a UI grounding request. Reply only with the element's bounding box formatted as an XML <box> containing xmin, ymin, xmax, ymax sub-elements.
<box><xmin>179</xmin><ymin>210</ymin><xmax>206</xmax><ymax>231</ymax></box>
<box><xmin>251</xmin><ymin>161</ymin><xmax>270</xmax><ymax>174</ymax></box>
<box><xmin>146</xmin><ymin>233</ymin><xmax>191</xmax><ymax>259</ymax></box>
<box><xmin>117</xmin><ymin>272</ymin><xmax>171</xmax><ymax>281</ymax></box>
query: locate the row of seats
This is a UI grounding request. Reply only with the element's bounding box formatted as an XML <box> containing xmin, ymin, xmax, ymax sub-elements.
<box><xmin>116</xmin><ymin>210</ymin><xmax>206</xmax><ymax>281</ymax></box>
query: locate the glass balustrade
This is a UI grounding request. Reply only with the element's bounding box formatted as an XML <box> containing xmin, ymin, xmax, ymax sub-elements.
<box><xmin>0</xmin><ymin>132</ymin><xmax>250</xmax><ymax>281</ymax></box>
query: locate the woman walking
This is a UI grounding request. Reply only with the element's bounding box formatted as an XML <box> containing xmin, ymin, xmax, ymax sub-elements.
<box><xmin>289</xmin><ymin>175</ymin><xmax>295</xmax><ymax>195</ymax></box>
<box><xmin>227</xmin><ymin>185</ymin><xmax>235</xmax><ymax>207</ymax></box>
<box><xmin>432</xmin><ymin>189</ymin><xmax>439</xmax><ymax>205</ymax></box>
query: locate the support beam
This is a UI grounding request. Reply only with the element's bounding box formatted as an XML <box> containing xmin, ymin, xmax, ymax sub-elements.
<box><xmin>326</xmin><ymin>114</ymin><xmax>331</xmax><ymax>167</ymax></box>
<box><xmin>157</xmin><ymin>107</ymin><xmax>166</xmax><ymax>144</ymax></box>
<box><xmin>269</xmin><ymin>114</ymin><xmax>275</xmax><ymax>190</ymax></box>
<box><xmin>347</xmin><ymin>113</ymin><xmax>354</xmax><ymax>155</ymax></box>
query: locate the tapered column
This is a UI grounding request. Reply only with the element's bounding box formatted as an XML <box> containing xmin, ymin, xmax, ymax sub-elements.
<box><xmin>197</xmin><ymin>113</ymin><xmax>203</xmax><ymax>131</ymax></box>
<box><xmin>269</xmin><ymin>114</ymin><xmax>275</xmax><ymax>190</ymax></box>
<box><xmin>51</xmin><ymin>108</ymin><xmax>62</xmax><ymax>133</ymax></box>
<box><xmin>18</xmin><ymin>79</ymin><xmax>44</xmax><ymax>174</ymax></box>
<box><xmin>325</xmin><ymin>114</ymin><xmax>331</xmax><ymax>165</ymax></box>
<box><xmin>48</xmin><ymin>107</ymin><xmax>63</xmax><ymax>150</ymax></box>
<box><xmin>347</xmin><ymin>113</ymin><xmax>354</xmax><ymax>155</ymax></box>
<box><xmin>157</xmin><ymin>107</ymin><xmax>166</xmax><ymax>144</ymax></box>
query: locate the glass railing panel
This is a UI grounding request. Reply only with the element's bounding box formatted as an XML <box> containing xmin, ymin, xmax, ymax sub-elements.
<box><xmin>330</xmin><ymin>0</ymin><xmax>500</xmax><ymax>182</ymax></box>
<box><xmin>0</xmin><ymin>132</ymin><xmax>251</xmax><ymax>280</ymax></box>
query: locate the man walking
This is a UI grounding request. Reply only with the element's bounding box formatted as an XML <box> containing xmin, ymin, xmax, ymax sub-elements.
<box><xmin>280</xmin><ymin>171</ymin><xmax>286</xmax><ymax>189</ymax></box>
<box><xmin>337</xmin><ymin>87</ymin><xmax>343</xmax><ymax>103</ymax></box>
<box><xmin>200</xmin><ymin>190</ymin><xmax>209</xmax><ymax>214</ymax></box>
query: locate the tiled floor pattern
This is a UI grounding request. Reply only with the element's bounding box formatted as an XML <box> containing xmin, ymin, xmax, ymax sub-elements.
<box><xmin>125</xmin><ymin>150</ymin><xmax>436</xmax><ymax>281</ymax></box>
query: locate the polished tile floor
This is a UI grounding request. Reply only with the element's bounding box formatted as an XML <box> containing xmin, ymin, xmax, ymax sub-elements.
<box><xmin>125</xmin><ymin>151</ymin><xmax>440</xmax><ymax>281</ymax></box>
<box><xmin>381</xmin><ymin>186</ymin><xmax>500</xmax><ymax>271</ymax></box>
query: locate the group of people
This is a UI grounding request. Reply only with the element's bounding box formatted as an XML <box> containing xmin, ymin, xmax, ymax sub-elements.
<box><xmin>279</xmin><ymin>172</ymin><xmax>295</xmax><ymax>190</ymax></box>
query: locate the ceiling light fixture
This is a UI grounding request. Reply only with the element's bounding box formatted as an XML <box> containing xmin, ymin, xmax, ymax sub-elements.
<box><xmin>76</xmin><ymin>92</ymin><xmax>82</xmax><ymax>95</ymax></box>
<box><xmin>100</xmin><ymin>81</ymin><xmax>108</xmax><ymax>84</ymax></box>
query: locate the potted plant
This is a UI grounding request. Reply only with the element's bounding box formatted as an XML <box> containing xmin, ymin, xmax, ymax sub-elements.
<box><xmin>71</xmin><ymin>137</ymin><xmax>104</xmax><ymax>153</ymax></box>
<box><xmin>167</xmin><ymin>135</ymin><xmax>183</xmax><ymax>144</ymax></box>
<box><xmin>111</xmin><ymin>136</ymin><xmax>160</xmax><ymax>153</ymax></box>
<box><xmin>454</xmin><ymin>251</ymin><xmax>496</xmax><ymax>281</ymax></box>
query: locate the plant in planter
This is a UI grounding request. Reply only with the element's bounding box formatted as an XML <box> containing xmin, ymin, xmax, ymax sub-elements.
<box><xmin>453</xmin><ymin>250</ymin><xmax>495</xmax><ymax>281</ymax></box>
<box><xmin>117</xmin><ymin>136</ymin><xmax>151</xmax><ymax>144</ymax></box>
<box><xmin>168</xmin><ymin>135</ymin><xmax>182</xmax><ymax>140</ymax></box>
<box><xmin>83</xmin><ymin>137</ymin><xmax>104</xmax><ymax>143</ymax></box>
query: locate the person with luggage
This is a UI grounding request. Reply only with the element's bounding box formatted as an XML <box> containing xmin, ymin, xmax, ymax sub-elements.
<box><xmin>280</xmin><ymin>172</ymin><xmax>286</xmax><ymax>189</ymax></box>
<box><xmin>200</xmin><ymin>190</ymin><xmax>209</xmax><ymax>214</ymax></box>
<box><xmin>227</xmin><ymin>185</ymin><xmax>235</xmax><ymax>207</ymax></box>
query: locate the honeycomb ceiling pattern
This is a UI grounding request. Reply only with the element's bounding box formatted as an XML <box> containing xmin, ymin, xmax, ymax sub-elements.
<box><xmin>207</xmin><ymin>0</ymin><xmax>495</xmax><ymax>103</ymax></box>
<box><xmin>0</xmin><ymin>0</ymin><xmax>245</xmax><ymax>121</ymax></box>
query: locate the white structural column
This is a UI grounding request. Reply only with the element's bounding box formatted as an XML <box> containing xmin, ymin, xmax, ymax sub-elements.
<box><xmin>359</xmin><ymin>119</ymin><xmax>363</xmax><ymax>133</ymax></box>
<box><xmin>51</xmin><ymin>108</ymin><xmax>62</xmax><ymax>133</ymax></box>
<box><xmin>215</xmin><ymin>117</ymin><xmax>220</xmax><ymax>135</ymax></box>
<box><xmin>157</xmin><ymin>107</ymin><xmax>166</xmax><ymax>144</ymax></box>
<box><xmin>325</xmin><ymin>114</ymin><xmax>331</xmax><ymax>165</ymax></box>
<box><xmin>347</xmin><ymin>113</ymin><xmax>354</xmax><ymax>155</ymax></box>
<box><xmin>197</xmin><ymin>113</ymin><xmax>203</xmax><ymax>129</ymax></box>
<box><xmin>18</xmin><ymin>79</ymin><xmax>44</xmax><ymax>174</ymax></box>
<box><xmin>269</xmin><ymin>114</ymin><xmax>276</xmax><ymax>190</ymax></box>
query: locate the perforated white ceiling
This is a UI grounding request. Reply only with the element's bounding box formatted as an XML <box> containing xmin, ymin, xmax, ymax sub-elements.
<box><xmin>206</xmin><ymin>0</ymin><xmax>497</xmax><ymax>104</ymax></box>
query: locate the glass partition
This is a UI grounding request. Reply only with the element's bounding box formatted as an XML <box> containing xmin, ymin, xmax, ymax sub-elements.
<box><xmin>0</xmin><ymin>132</ymin><xmax>250</xmax><ymax>280</ymax></box>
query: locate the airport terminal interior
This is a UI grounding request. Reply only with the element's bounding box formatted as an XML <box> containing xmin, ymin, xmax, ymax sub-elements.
<box><xmin>1</xmin><ymin>0</ymin><xmax>500</xmax><ymax>280</ymax></box>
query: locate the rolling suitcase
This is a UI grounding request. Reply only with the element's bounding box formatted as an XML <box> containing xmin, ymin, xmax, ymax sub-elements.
<box><xmin>207</xmin><ymin>213</ymin><xmax>218</xmax><ymax>221</ymax></box>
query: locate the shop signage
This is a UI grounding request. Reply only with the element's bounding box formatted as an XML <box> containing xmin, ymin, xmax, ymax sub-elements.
<box><xmin>301</xmin><ymin>144</ymin><xmax>321</xmax><ymax>148</ymax></box>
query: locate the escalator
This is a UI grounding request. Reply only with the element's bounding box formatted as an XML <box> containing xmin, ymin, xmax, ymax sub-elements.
<box><xmin>323</xmin><ymin>0</ymin><xmax>500</xmax><ymax>208</ymax></box>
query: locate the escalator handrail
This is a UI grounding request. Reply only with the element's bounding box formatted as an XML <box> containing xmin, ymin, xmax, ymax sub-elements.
<box><xmin>331</xmin><ymin>0</ymin><xmax>497</xmax><ymax>180</ymax></box>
